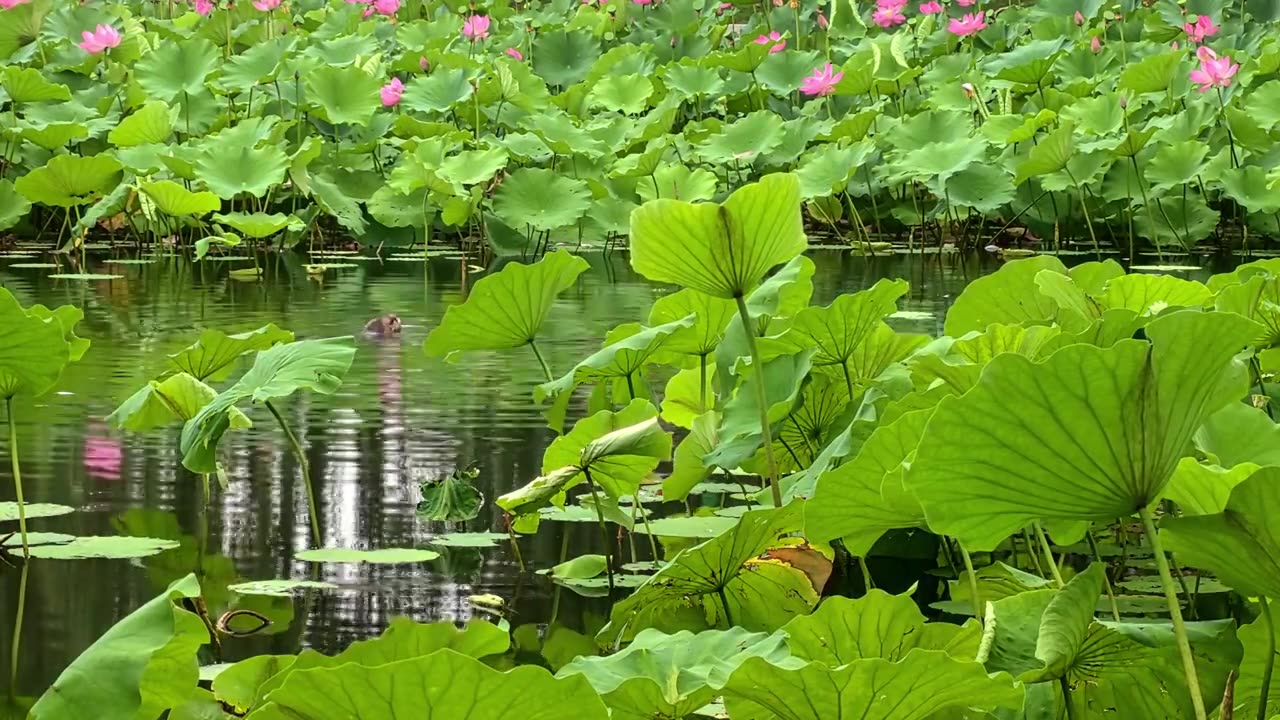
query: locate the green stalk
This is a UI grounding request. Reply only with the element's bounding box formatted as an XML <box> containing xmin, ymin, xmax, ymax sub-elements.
<box><xmin>857</xmin><ymin>556</ymin><xmax>875</xmax><ymax>590</ymax></box>
<box><xmin>529</xmin><ymin>340</ymin><xmax>554</xmax><ymax>383</ymax></box>
<box><xmin>8</xmin><ymin>561</ymin><xmax>27</xmax><ymax>705</ymax></box>
<box><xmin>699</xmin><ymin>354</ymin><xmax>708</xmax><ymax>413</ymax></box>
<box><xmin>734</xmin><ymin>295</ymin><xmax>783</xmax><ymax>507</ymax></box>
<box><xmin>1258</xmin><ymin>595</ymin><xmax>1274</xmax><ymax>720</ymax></box>
<box><xmin>1061</xmin><ymin>675</ymin><xmax>1079</xmax><ymax>720</ymax></box>
<box><xmin>1034</xmin><ymin>523</ymin><xmax>1065</xmax><ymax>587</ymax></box>
<box><xmin>5</xmin><ymin>398</ymin><xmax>28</xmax><ymax>557</ymax></box>
<box><xmin>959</xmin><ymin>542</ymin><xmax>982</xmax><ymax>622</ymax></box>
<box><xmin>1086</xmin><ymin>530</ymin><xmax>1121</xmax><ymax>622</ymax></box>
<box><xmin>265</xmin><ymin>400</ymin><xmax>321</xmax><ymax>545</ymax></box>
<box><xmin>1139</xmin><ymin>505</ymin><xmax>1208</xmax><ymax>720</ymax></box>
<box><xmin>583</xmin><ymin>468</ymin><xmax>615</xmax><ymax>593</ymax></box>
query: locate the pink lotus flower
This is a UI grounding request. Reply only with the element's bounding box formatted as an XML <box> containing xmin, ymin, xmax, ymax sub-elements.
<box><xmin>873</xmin><ymin>6</ymin><xmax>905</xmax><ymax>26</ymax></box>
<box><xmin>78</xmin><ymin>24</ymin><xmax>121</xmax><ymax>54</ymax></box>
<box><xmin>462</xmin><ymin>14</ymin><xmax>489</xmax><ymax>40</ymax></box>
<box><xmin>1090</xmin><ymin>35</ymin><xmax>1101</xmax><ymax>53</ymax></box>
<box><xmin>634</xmin><ymin>0</ymin><xmax>652</xmax><ymax>5</ymax></box>
<box><xmin>948</xmin><ymin>11</ymin><xmax>986</xmax><ymax>36</ymax></box>
<box><xmin>956</xmin><ymin>0</ymin><xmax>975</xmax><ymax>6</ymax></box>
<box><xmin>1073</xmin><ymin>10</ymin><xmax>1084</xmax><ymax>25</ymax></box>
<box><xmin>0</xmin><ymin>0</ymin><xmax>32</xmax><ymax>8</ymax></box>
<box><xmin>193</xmin><ymin>0</ymin><xmax>214</xmax><ymax>13</ymax></box>
<box><xmin>419</xmin><ymin>55</ymin><xmax>430</xmax><ymax>71</ymax></box>
<box><xmin>816</xmin><ymin>10</ymin><xmax>828</xmax><ymax>28</ymax></box>
<box><xmin>1190</xmin><ymin>46</ymin><xmax>1238</xmax><ymax>92</ymax></box>
<box><xmin>381</xmin><ymin>77</ymin><xmax>404</xmax><ymax>106</ymax></box>
<box><xmin>252</xmin><ymin>0</ymin><xmax>280</xmax><ymax>10</ymax></box>
<box><xmin>506</xmin><ymin>47</ymin><xmax>524</xmax><ymax>60</ymax></box>
<box><xmin>919</xmin><ymin>1</ymin><xmax>942</xmax><ymax>13</ymax></box>
<box><xmin>1183</xmin><ymin>14</ymin><xmax>1219</xmax><ymax>44</ymax></box>
<box><xmin>372</xmin><ymin>0</ymin><xmax>399</xmax><ymax>14</ymax></box>
<box><xmin>800</xmin><ymin>62</ymin><xmax>843</xmax><ymax>96</ymax></box>
<box><xmin>754</xmin><ymin>31</ymin><xmax>786</xmax><ymax>53</ymax></box>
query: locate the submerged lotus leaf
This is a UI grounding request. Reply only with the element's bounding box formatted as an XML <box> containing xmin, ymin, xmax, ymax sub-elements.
<box><xmin>601</xmin><ymin>504</ymin><xmax>821</xmax><ymax>644</ymax></box>
<box><xmin>29</xmin><ymin>575</ymin><xmax>207</xmax><ymax>720</ymax></box>
<box><xmin>136</xmin><ymin>37</ymin><xmax>219</xmax><ymax>103</ymax></box>
<box><xmin>910</xmin><ymin>310</ymin><xmax>1260</xmax><ymax>550</ymax></box>
<box><xmin>245</xmin><ymin>649</ymin><xmax>608</xmax><ymax>720</ymax></box>
<box><xmin>805</xmin><ymin>406</ymin><xmax>933</xmax><ymax>554</ymax></box>
<box><xmin>632</xmin><ymin>515</ymin><xmax>739</xmax><ymax>538</ymax></box>
<box><xmin>492</xmin><ymin>168</ymin><xmax>591</xmax><ymax>232</ymax></box>
<box><xmin>25</xmin><ymin>536</ymin><xmax>180</xmax><ymax>560</ymax></box>
<box><xmin>423</xmin><ymin>249</ymin><xmax>589</xmax><ymax>360</ymax></box>
<box><xmin>180</xmin><ymin>337</ymin><xmax>356</xmax><ymax>474</ymax></box>
<box><xmin>558</xmin><ymin>627</ymin><xmax>788</xmax><ymax>720</ymax></box>
<box><xmin>416</xmin><ymin>467</ymin><xmax>483</xmax><ymax>523</ymax></box>
<box><xmin>295</xmin><ymin>548</ymin><xmax>439</xmax><ymax>564</ymax></box>
<box><xmin>305</xmin><ymin>65</ymin><xmax>382</xmax><ymax>126</ymax></box>
<box><xmin>631</xmin><ymin>173</ymin><xmax>805</xmax><ymax>300</ymax></box>
<box><xmin>0</xmin><ymin>502</ymin><xmax>74</xmax><ymax>522</ymax></box>
<box><xmin>168</xmin><ymin>324</ymin><xmax>294</xmax><ymax>382</ymax></box>
<box><xmin>109</xmin><ymin>372</ymin><xmax>252</xmax><ymax>432</ymax></box>
<box><xmin>226</xmin><ymin>580</ymin><xmax>337</xmax><ymax>597</ymax></box>
<box><xmin>139</xmin><ymin>180</ymin><xmax>220</xmax><ymax>218</ymax></box>
<box><xmin>15</xmin><ymin>154</ymin><xmax>122</xmax><ymax>208</ymax></box>
<box><xmin>1162</xmin><ymin>467</ymin><xmax>1280</xmax><ymax>599</ymax></box>
<box><xmin>425</xmin><ymin>532</ymin><xmax>507</xmax><ymax>548</ymax></box>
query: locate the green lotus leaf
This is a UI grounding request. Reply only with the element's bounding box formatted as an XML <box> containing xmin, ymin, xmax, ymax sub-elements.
<box><xmin>25</xmin><ymin>536</ymin><xmax>180</xmax><ymax>560</ymax></box>
<box><xmin>631</xmin><ymin>172</ymin><xmax>804</xmax><ymax>300</ymax></box>
<box><xmin>426</xmin><ymin>532</ymin><xmax>507</xmax><ymax>547</ymax></box>
<box><xmin>589</xmin><ymin>73</ymin><xmax>653</xmax><ymax>115</ymax></box>
<box><xmin>438</xmin><ymin>146</ymin><xmax>509</xmax><ymax>189</ymax></box>
<box><xmin>307</xmin><ymin>172</ymin><xmax>367</xmax><ymax>235</ymax></box>
<box><xmin>910</xmin><ymin>310</ymin><xmax>1260</xmax><ymax>550</ymax></box>
<box><xmin>1220</xmin><ymin>166</ymin><xmax>1280</xmax><ymax>215</ymax></box>
<box><xmin>30</xmin><ymin>575</ymin><xmax>206</xmax><ymax>719</ymax></box>
<box><xmin>491</xmin><ymin>167</ymin><xmax>591</xmax><ymax>232</ymax></box>
<box><xmin>180</xmin><ymin>337</ymin><xmax>356</xmax><ymax>474</ymax></box>
<box><xmin>245</xmin><ymin>649</ymin><xmax>608</xmax><ymax>720</ymax></box>
<box><xmin>0</xmin><ymin>288</ymin><xmax>75</xmax><ymax>398</ymax></box>
<box><xmin>696</xmin><ymin>111</ymin><xmax>786</xmax><ymax>165</ymax></box>
<box><xmin>225</xmin><ymin>580</ymin><xmax>337</xmax><ymax>597</ymax></box>
<box><xmin>109</xmin><ymin>372</ymin><xmax>252</xmax><ymax>433</ymax></box>
<box><xmin>635</xmin><ymin>164</ymin><xmax>718</xmax><ymax>204</ymax></box>
<box><xmin>365</xmin><ymin>186</ymin><xmax>432</xmax><ymax>228</ymax></box>
<box><xmin>909</xmin><ymin>324</ymin><xmax>1061</xmax><ymax>395</ymax></box>
<box><xmin>15</xmin><ymin>153</ymin><xmax>123</xmax><ymax>208</ymax></box>
<box><xmin>136</xmin><ymin>37</ymin><xmax>220</xmax><ymax>103</ymax></box>
<box><xmin>1098</xmin><ymin>273</ymin><xmax>1210</xmax><ymax>314</ymax></box>
<box><xmin>1134</xmin><ymin>194</ymin><xmax>1220</xmax><ymax>251</ymax></box>
<box><xmin>664</xmin><ymin>411</ymin><xmax>720</xmax><ymax>501</ymax></box>
<box><xmin>140</xmin><ymin>180</ymin><xmax>220</xmax><ymax>218</ymax></box>
<box><xmin>944</xmin><ymin>256</ymin><xmax>1068</xmax><ymax>335</ymax></box>
<box><xmin>423</xmin><ymin>249</ymin><xmax>589</xmax><ymax>360</ymax></box>
<box><xmin>0</xmin><ymin>502</ymin><xmax>74</xmax><ymax>522</ymax></box>
<box><xmin>197</xmin><ymin>143</ymin><xmax>289</xmax><ymax>200</ymax></box>
<box><xmin>295</xmin><ymin>548</ymin><xmax>439</xmax><ymax>564</ymax></box>
<box><xmin>756</xmin><ymin>49</ymin><xmax>825</xmax><ymax>95</ymax></box>
<box><xmin>632</xmin><ymin>514</ymin><xmax>739</xmax><ymax>538</ymax></box>
<box><xmin>524</xmin><ymin>111</ymin><xmax>606</xmax><ymax>157</ymax></box>
<box><xmin>0</xmin><ymin>179</ymin><xmax>30</xmax><ymax>231</ymax></box>
<box><xmin>540</xmin><ymin>554</ymin><xmax>608</xmax><ymax>580</ymax></box>
<box><xmin>795</xmin><ymin>141</ymin><xmax>874</xmax><ymax>199</ymax></box>
<box><xmin>706</xmin><ymin>349</ymin><xmax>814</xmax><ymax>470</ymax></box>
<box><xmin>217</xmin><ymin>619</ymin><xmax>511</xmax><ymax>714</ymax></box>
<box><xmin>980</xmin><ymin>110</ymin><xmax>1057</xmax><ymax>145</ymax></box>
<box><xmin>2</xmin><ymin>67</ymin><xmax>70</xmax><ymax>103</ymax></box>
<box><xmin>721</xmin><ymin>649</ymin><xmax>1024</xmax><ymax>720</ymax></box>
<box><xmin>1164</xmin><ymin>457</ymin><xmax>1258</xmax><ymax>517</ymax></box>
<box><xmin>19</xmin><ymin>121</ymin><xmax>88</xmax><ymax>150</ymax></box>
<box><xmin>784</xmin><ymin>587</ymin><xmax>980</xmax><ymax>663</ymax></box>
<box><xmin>1145</xmin><ymin>140</ymin><xmax>1211</xmax><ymax>193</ymax></box>
<box><xmin>109</xmin><ymin>102</ymin><xmax>174</xmax><ymax>147</ymax></box>
<box><xmin>217</xmin><ymin>37</ymin><xmax>295</xmax><ymax>92</ymax></box>
<box><xmin>715</xmin><ymin>254</ymin><xmax>816</xmax><ymax>397</ymax></box>
<box><xmin>168</xmin><ymin>324</ymin><xmax>294</xmax><ymax>382</ymax></box>
<box><xmin>601</xmin><ymin>504</ymin><xmax>820</xmax><ymax>644</ymax></box>
<box><xmin>533</xmin><ymin>28</ymin><xmax>601</xmax><ymax>88</ymax></box>
<box><xmin>558</xmin><ymin>627</ymin><xmax>788</xmax><ymax>720</ymax></box>
<box><xmin>303</xmin><ymin>65</ymin><xmax>382</xmax><ymax>126</ymax></box>
<box><xmin>777</xmin><ymin>279</ymin><xmax>906</xmax><ymax>380</ymax></box>
<box><xmin>648</xmin><ymin>288</ymin><xmax>736</xmax><ymax>364</ymax></box>
<box><xmin>416</xmin><ymin>467</ymin><xmax>483</xmax><ymax>522</ymax></box>
<box><xmin>1118</xmin><ymin>50</ymin><xmax>1184</xmax><ymax>95</ymax></box>
<box><xmin>212</xmin><ymin>212</ymin><xmax>299</xmax><ymax>239</ymax></box>
<box><xmin>948</xmin><ymin>560</ymin><xmax>1053</xmax><ymax>605</ymax></box>
<box><xmin>1229</xmin><ymin>611</ymin><xmax>1280</xmax><ymax>719</ymax></box>
<box><xmin>662</xmin><ymin>62</ymin><xmax>724</xmax><ymax>100</ymax></box>
<box><xmin>1015</xmin><ymin>124</ymin><xmax>1075</xmax><ymax>186</ymax></box>
<box><xmin>400</xmin><ymin>68</ymin><xmax>474</xmax><ymax>114</ymax></box>
<box><xmin>805</xmin><ymin>406</ymin><xmax>932</xmax><ymax>554</ymax></box>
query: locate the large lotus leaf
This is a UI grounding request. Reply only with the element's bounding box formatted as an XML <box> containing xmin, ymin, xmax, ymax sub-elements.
<box><xmin>417</xmin><ymin>468</ymin><xmax>483</xmax><ymax>522</ymax></box>
<box><xmin>438</xmin><ymin>147</ymin><xmax>509</xmax><ymax>189</ymax></box>
<box><xmin>908</xmin><ymin>324</ymin><xmax>1061</xmax><ymax>395</ymax></box>
<box><xmin>600</xmin><ymin>504</ymin><xmax>820</xmax><ymax>644</ymax></box>
<box><xmin>778</xmin><ymin>279</ymin><xmax>907</xmax><ymax>376</ymax></box>
<box><xmin>109</xmin><ymin>372</ymin><xmax>252</xmax><ymax>433</ymax></box>
<box><xmin>1014</xmin><ymin>124</ymin><xmax>1075</xmax><ymax>186</ymax></box>
<box><xmin>29</xmin><ymin>575</ymin><xmax>207</xmax><ymax>720</ymax></box>
<box><xmin>307</xmin><ymin>173</ymin><xmax>367</xmax><ymax>235</ymax></box>
<box><xmin>19</xmin><ymin>120</ymin><xmax>88</xmax><ymax>151</ymax></box>
<box><xmin>24</xmin><ymin>304</ymin><xmax>87</xmax><ymax>362</ymax></box>
<box><xmin>492</xmin><ymin>168</ymin><xmax>591</xmax><ymax>232</ymax></box>
<box><xmin>15</xmin><ymin>153</ymin><xmax>122</xmax><ymax>208</ymax></box>
<box><xmin>773</xmin><ymin>373</ymin><xmax>853</xmax><ymax>473</ymax></box>
<box><xmin>648</xmin><ymin>288</ymin><xmax>737</xmax><ymax>360</ymax></box>
<box><xmin>136</xmin><ymin>37</ymin><xmax>219</xmax><ymax>103</ymax></box>
<box><xmin>557</xmin><ymin>627</ymin><xmax>787</xmax><ymax>720</ymax></box>
<box><xmin>706</xmin><ymin>349</ymin><xmax>815</xmax><ymax>471</ymax></box>
<box><xmin>1194</xmin><ymin>402</ymin><xmax>1280</xmax><ymax>468</ymax></box>
<box><xmin>0</xmin><ymin>179</ymin><xmax>30</xmax><ymax>231</ymax></box>
<box><xmin>1134</xmin><ymin>194</ymin><xmax>1219</xmax><ymax>251</ymax></box>
<box><xmin>305</xmin><ymin>65</ymin><xmax>381</xmax><ymax>126</ymax></box>
<box><xmin>1118</xmin><ymin>50</ymin><xmax>1185</xmax><ymax>95</ymax></box>
<box><xmin>1214</xmin><ymin>274</ymin><xmax>1280</xmax><ymax>349</ymax></box>
<box><xmin>721</xmin><ymin>650</ymin><xmax>1023</xmax><ymax>720</ymax></box>
<box><xmin>664</xmin><ymin>411</ymin><xmax>720</xmax><ymax>501</ymax></box>
<box><xmin>635</xmin><ymin>164</ymin><xmax>719</xmax><ymax>204</ymax></box>
<box><xmin>783</xmin><ymin>588</ymin><xmax>980</xmax><ymax>664</ymax></box>
<box><xmin>2</xmin><ymin>67</ymin><xmax>70</xmax><ymax>103</ymax></box>
<box><xmin>696</xmin><ymin>111</ymin><xmax>786</xmax><ymax>165</ymax></box>
<box><xmin>245</xmin><ymin>649</ymin><xmax>607</xmax><ymax>720</ymax></box>
<box><xmin>180</xmin><ymin>338</ymin><xmax>356</xmax><ymax>474</ymax></box>
<box><xmin>423</xmin><ymin>249</ymin><xmax>590</xmax><ymax>360</ymax></box>
<box><xmin>1162</xmin><ymin>458</ymin><xmax>1257</xmax><ymax>516</ymax></box>
<box><xmin>909</xmin><ymin>310</ymin><xmax>1260</xmax><ymax>550</ymax></box>
<box><xmin>140</xmin><ymin>180</ymin><xmax>219</xmax><ymax>218</ymax></box>
<box><xmin>1145</xmin><ymin>140</ymin><xmax>1211</xmax><ymax>193</ymax></box>
<box><xmin>805</xmin><ymin>407</ymin><xmax>933</xmax><ymax>554</ymax></box>
<box><xmin>217</xmin><ymin>37</ymin><xmax>294</xmax><ymax>92</ymax></box>
<box><xmin>168</xmin><ymin>324</ymin><xmax>294</xmax><ymax>382</ymax></box>
<box><xmin>217</xmin><ymin>618</ymin><xmax>509</xmax><ymax>713</ymax></box>
<box><xmin>1100</xmin><ymin>273</ymin><xmax>1210</xmax><ymax>314</ymax></box>
<box><xmin>1230</xmin><ymin>612</ymin><xmax>1280</xmax><ymax>719</ymax></box>
<box><xmin>716</xmin><ymin>255</ymin><xmax>816</xmax><ymax>398</ymax></box>
<box><xmin>943</xmin><ymin>256</ymin><xmax>1068</xmax><ymax>335</ymax></box>
<box><xmin>589</xmin><ymin>74</ymin><xmax>653</xmax><ymax>115</ymax></box>
<box><xmin>109</xmin><ymin>102</ymin><xmax>174</xmax><ymax>147</ymax></box>
<box><xmin>197</xmin><ymin>144</ymin><xmax>289</xmax><ymax>199</ymax></box>
<box><xmin>1162</xmin><ymin>467</ymin><xmax>1280</xmax><ymax>599</ymax></box>
<box><xmin>982</xmin><ymin>578</ymin><xmax>1241</xmax><ymax>718</ymax></box>
<box><xmin>533</xmin><ymin>29</ymin><xmax>600</xmax><ymax>88</ymax></box>
<box><xmin>631</xmin><ymin>173</ymin><xmax>804</xmax><ymax>300</ymax></box>
<box><xmin>663</xmin><ymin>62</ymin><xmax>725</xmax><ymax>99</ymax></box>
<box><xmin>0</xmin><ymin>289</ymin><xmax>73</xmax><ymax>399</ymax></box>
<box><xmin>795</xmin><ymin>141</ymin><xmax>875</xmax><ymax>199</ymax></box>
<box><xmin>212</xmin><ymin>212</ymin><xmax>299</xmax><ymax>239</ymax></box>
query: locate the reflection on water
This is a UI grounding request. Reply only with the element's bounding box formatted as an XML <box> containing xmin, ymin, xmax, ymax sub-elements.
<box><xmin>0</xmin><ymin>248</ymin><xmax>1021</xmax><ymax>693</ymax></box>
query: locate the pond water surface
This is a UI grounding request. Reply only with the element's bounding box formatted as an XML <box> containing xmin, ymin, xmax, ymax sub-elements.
<box><xmin>0</xmin><ymin>248</ymin><xmax>1198</xmax><ymax>695</ymax></box>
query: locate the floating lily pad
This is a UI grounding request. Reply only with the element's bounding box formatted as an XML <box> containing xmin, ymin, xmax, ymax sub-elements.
<box><xmin>538</xmin><ymin>505</ymin><xmax>610</xmax><ymax>523</ymax></box>
<box><xmin>889</xmin><ymin>310</ymin><xmax>935</xmax><ymax>320</ymax></box>
<box><xmin>620</xmin><ymin>560</ymin><xmax>666</xmax><ymax>573</ymax></box>
<box><xmin>5</xmin><ymin>263</ymin><xmax>59</xmax><ymax>269</ymax></box>
<box><xmin>931</xmin><ymin>594</ymin><xmax>1173</xmax><ymax>617</ymax></box>
<box><xmin>24</xmin><ymin>536</ymin><xmax>179</xmax><ymax>560</ymax></box>
<box><xmin>552</xmin><ymin>573</ymin><xmax>649</xmax><ymax>597</ymax></box>
<box><xmin>47</xmin><ymin>273</ymin><xmax>125</xmax><ymax>281</ymax></box>
<box><xmin>426</xmin><ymin>532</ymin><xmax>507</xmax><ymax>548</ymax></box>
<box><xmin>687</xmin><ymin>482</ymin><xmax>761</xmax><ymax>495</ymax></box>
<box><xmin>227</xmin><ymin>579</ymin><xmax>339</xmax><ymax>596</ymax></box>
<box><xmin>102</xmin><ymin>258</ymin><xmax>158</xmax><ymax>265</ymax></box>
<box><xmin>632</xmin><ymin>515</ymin><xmax>739</xmax><ymax>538</ymax></box>
<box><xmin>713</xmin><ymin>505</ymin><xmax>751</xmax><ymax>518</ymax></box>
<box><xmin>1</xmin><ymin>531</ymin><xmax>75</xmax><ymax>549</ymax></box>
<box><xmin>1129</xmin><ymin>265</ymin><xmax>1202</xmax><ymax>272</ymax></box>
<box><xmin>305</xmin><ymin>263</ymin><xmax>359</xmax><ymax>271</ymax></box>
<box><xmin>1116</xmin><ymin>575</ymin><xmax>1233</xmax><ymax>595</ymax></box>
<box><xmin>0</xmin><ymin>502</ymin><xmax>75</xmax><ymax>522</ymax></box>
<box><xmin>296</xmin><ymin>548</ymin><xmax>440</xmax><ymax>564</ymax></box>
<box><xmin>202</xmin><ymin>256</ymin><xmax>252</xmax><ymax>262</ymax></box>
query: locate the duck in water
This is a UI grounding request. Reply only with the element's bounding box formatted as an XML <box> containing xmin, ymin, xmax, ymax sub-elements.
<box><xmin>363</xmin><ymin>314</ymin><xmax>402</xmax><ymax>337</ymax></box>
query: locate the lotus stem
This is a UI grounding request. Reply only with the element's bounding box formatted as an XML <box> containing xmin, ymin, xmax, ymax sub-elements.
<box><xmin>699</xmin><ymin>354</ymin><xmax>708</xmax><ymax>413</ymax></box>
<box><xmin>716</xmin><ymin>585</ymin><xmax>734</xmax><ymax>627</ymax></box>
<box><xmin>505</xmin><ymin>517</ymin><xmax>525</xmax><ymax>573</ymax></box>
<box><xmin>1022</xmin><ymin>528</ymin><xmax>1044</xmax><ymax>575</ymax></box>
<box><xmin>1139</xmin><ymin>505</ymin><xmax>1208</xmax><ymax>720</ymax></box>
<box><xmin>1034</xmin><ymin>523</ymin><xmax>1065</xmax><ymax>587</ymax></box>
<box><xmin>733</xmin><ymin>295</ymin><xmax>783</xmax><ymax>507</ymax></box>
<box><xmin>5</xmin><ymin>398</ymin><xmax>28</xmax><ymax>557</ymax></box>
<box><xmin>1061</xmin><ymin>675</ymin><xmax>1079</xmax><ymax>720</ymax></box>
<box><xmin>1086</xmin><ymin>531</ymin><xmax>1121</xmax><ymax>622</ymax></box>
<box><xmin>264</xmin><ymin>400</ymin><xmax>322</xmax><ymax>546</ymax></box>
<box><xmin>528</xmin><ymin>340</ymin><xmax>554</xmax><ymax>383</ymax></box>
<box><xmin>959</xmin><ymin>542</ymin><xmax>982</xmax><ymax>622</ymax></box>
<box><xmin>636</xmin><ymin>502</ymin><xmax>659</xmax><ymax>559</ymax></box>
<box><xmin>857</xmin><ymin>556</ymin><xmax>874</xmax><ymax>591</ymax></box>
<box><xmin>8</xmin><ymin>562</ymin><xmax>28</xmax><ymax>705</ymax></box>
<box><xmin>1259</xmin><ymin>595</ymin><xmax>1274</xmax><ymax>720</ymax></box>
<box><xmin>582</xmin><ymin>468</ymin><xmax>615</xmax><ymax>593</ymax></box>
